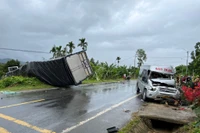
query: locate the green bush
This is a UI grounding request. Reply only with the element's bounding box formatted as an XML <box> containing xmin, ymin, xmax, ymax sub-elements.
<box><xmin>89</xmin><ymin>60</ymin><xmax>139</xmax><ymax>80</ymax></box>
<box><xmin>0</xmin><ymin>76</ymin><xmax>41</xmax><ymax>89</ymax></box>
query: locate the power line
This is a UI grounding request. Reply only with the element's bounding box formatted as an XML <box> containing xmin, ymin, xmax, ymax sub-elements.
<box><xmin>0</xmin><ymin>47</ymin><xmax>50</xmax><ymax>54</ymax></box>
<box><xmin>148</xmin><ymin>57</ymin><xmax>189</xmax><ymax>58</ymax></box>
<box><xmin>120</xmin><ymin>56</ymin><xmax>188</xmax><ymax>63</ymax></box>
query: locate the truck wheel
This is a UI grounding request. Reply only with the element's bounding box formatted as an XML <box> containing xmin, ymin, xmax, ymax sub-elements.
<box><xmin>142</xmin><ymin>89</ymin><xmax>148</xmax><ymax>101</ymax></box>
<box><xmin>136</xmin><ymin>83</ymin><xmax>140</xmax><ymax>94</ymax></box>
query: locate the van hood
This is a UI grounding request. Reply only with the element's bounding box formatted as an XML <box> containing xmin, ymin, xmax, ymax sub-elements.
<box><xmin>151</xmin><ymin>78</ymin><xmax>175</xmax><ymax>87</ymax></box>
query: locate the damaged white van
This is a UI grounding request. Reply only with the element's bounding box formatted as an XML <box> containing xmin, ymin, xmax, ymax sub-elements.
<box><xmin>136</xmin><ymin>65</ymin><xmax>180</xmax><ymax>101</ymax></box>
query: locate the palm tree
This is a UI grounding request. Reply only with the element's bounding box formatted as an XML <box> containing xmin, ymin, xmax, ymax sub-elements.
<box><xmin>78</xmin><ymin>38</ymin><xmax>88</xmax><ymax>51</ymax></box>
<box><xmin>116</xmin><ymin>57</ymin><xmax>121</xmax><ymax>64</ymax></box>
<box><xmin>50</xmin><ymin>45</ymin><xmax>68</xmax><ymax>58</ymax></box>
<box><xmin>56</xmin><ymin>46</ymin><xmax>62</xmax><ymax>57</ymax></box>
<box><xmin>62</xmin><ymin>46</ymin><xmax>68</xmax><ymax>56</ymax></box>
<box><xmin>50</xmin><ymin>45</ymin><xmax>57</xmax><ymax>58</ymax></box>
<box><xmin>66</xmin><ymin>41</ymin><xmax>75</xmax><ymax>54</ymax></box>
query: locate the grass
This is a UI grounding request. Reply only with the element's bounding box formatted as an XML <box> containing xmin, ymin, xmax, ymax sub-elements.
<box><xmin>0</xmin><ymin>84</ymin><xmax>53</xmax><ymax>91</ymax></box>
<box><xmin>0</xmin><ymin>76</ymin><xmax>53</xmax><ymax>91</ymax></box>
<box><xmin>178</xmin><ymin>103</ymin><xmax>200</xmax><ymax>133</ymax></box>
<box><xmin>0</xmin><ymin>76</ymin><xmax>127</xmax><ymax>91</ymax></box>
<box><xmin>118</xmin><ymin>116</ymin><xmax>140</xmax><ymax>133</ymax></box>
<box><xmin>82</xmin><ymin>78</ymin><xmax>126</xmax><ymax>84</ymax></box>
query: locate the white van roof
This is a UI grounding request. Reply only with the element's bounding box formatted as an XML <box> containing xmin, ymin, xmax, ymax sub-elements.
<box><xmin>140</xmin><ymin>65</ymin><xmax>175</xmax><ymax>74</ymax></box>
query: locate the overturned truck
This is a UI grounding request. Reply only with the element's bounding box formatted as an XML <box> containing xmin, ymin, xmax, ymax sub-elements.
<box><xmin>7</xmin><ymin>51</ymin><xmax>93</xmax><ymax>86</ymax></box>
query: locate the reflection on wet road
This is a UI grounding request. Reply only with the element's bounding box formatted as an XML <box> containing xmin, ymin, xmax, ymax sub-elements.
<box><xmin>0</xmin><ymin>80</ymin><xmax>142</xmax><ymax>133</ymax></box>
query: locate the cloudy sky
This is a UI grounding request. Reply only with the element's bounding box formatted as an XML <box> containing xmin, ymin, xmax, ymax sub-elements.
<box><xmin>0</xmin><ymin>0</ymin><xmax>200</xmax><ymax>67</ymax></box>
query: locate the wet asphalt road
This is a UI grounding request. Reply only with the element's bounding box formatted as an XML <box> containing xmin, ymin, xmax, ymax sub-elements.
<box><xmin>0</xmin><ymin>80</ymin><xmax>142</xmax><ymax>133</ymax></box>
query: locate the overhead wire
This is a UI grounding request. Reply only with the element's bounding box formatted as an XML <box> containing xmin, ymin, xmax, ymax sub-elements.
<box><xmin>0</xmin><ymin>47</ymin><xmax>50</xmax><ymax>54</ymax></box>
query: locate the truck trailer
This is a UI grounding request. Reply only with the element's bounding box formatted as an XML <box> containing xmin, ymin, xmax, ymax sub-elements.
<box><xmin>6</xmin><ymin>51</ymin><xmax>93</xmax><ymax>86</ymax></box>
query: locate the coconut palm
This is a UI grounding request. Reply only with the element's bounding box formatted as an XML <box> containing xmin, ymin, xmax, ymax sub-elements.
<box><xmin>66</xmin><ymin>41</ymin><xmax>75</xmax><ymax>54</ymax></box>
<box><xmin>78</xmin><ymin>38</ymin><xmax>88</xmax><ymax>51</ymax></box>
<box><xmin>56</xmin><ymin>46</ymin><xmax>62</xmax><ymax>57</ymax></box>
<box><xmin>50</xmin><ymin>45</ymin><xmax>67</xmax><ymax>58</ymax></box>
<box><xmin>50</xmin><ymin>45</ymin><xmax>57</xmax><ymax>58</ymax></box>
<box><xmin>62</xmin><ymin>46</ymin><xmax>68</xmax><ymax>56</ymax></box>
<box><xmin>116</xmin><ymin>57</ymin><xmax>121</xmax><ymax>64</ymax></box>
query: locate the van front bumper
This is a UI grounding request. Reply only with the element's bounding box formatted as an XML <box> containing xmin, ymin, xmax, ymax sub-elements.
<box><xmin>146</xmin><ymin>88</ymin><xmax>180</xmax><ymax>100</ymax></box>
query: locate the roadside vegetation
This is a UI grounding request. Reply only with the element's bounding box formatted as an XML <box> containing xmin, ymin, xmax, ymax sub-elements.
<box><xmin>0</xmin><ymin>76</ymin><xmax>52</xmax><ymax>91</ymax></box>
<box><xmin>176</xmin><ymin>42</ymin><xmax>200</xmax><ymax>133</ymax></box>
<box><xmin>173</xmin><ymin>105</ymin><xmax>200</xmax><ymax>133</ymax></box>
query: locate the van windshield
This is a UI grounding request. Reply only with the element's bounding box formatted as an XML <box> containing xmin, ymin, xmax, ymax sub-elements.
<box><xmin>150</xmin><ymin>71</ymin><xmax>172</xmax><ymax>79</ymax></box>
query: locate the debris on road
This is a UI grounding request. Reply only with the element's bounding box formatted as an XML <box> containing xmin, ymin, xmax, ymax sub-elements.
<box><xmin>123</xmin><ymin>109</ymin><xmax>130</xmax><ymax>113</ymax></box>
<box><xmin>107</xmin><ymin>126</ymin><xmax>119</xmax><ymax>133</ymax></box>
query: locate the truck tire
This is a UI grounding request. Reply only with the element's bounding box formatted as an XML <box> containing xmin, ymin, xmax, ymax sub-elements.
<box><xmin>142</xmin><ymin>89</ymin><xmax>148</xmax><ymax>101</ymax></box>
<box><xmin>136</xmin><ymin>83</ymin><xmax>140</xmax><ymax>94</ymax></box>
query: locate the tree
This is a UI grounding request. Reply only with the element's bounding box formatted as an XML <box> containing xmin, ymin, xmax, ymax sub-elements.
<box><xmin>50</xmin><ymin>45</ymin><xmax>68</xmax><ymax>58</ymax></box>
<box><xmin>116</xmin><ymin>57</ymin><xmax>121</xmax><ymax>65</ymax></box>
<box><xmin>189</xmin><ymin>42</ymin><xmax>200</xmax><ymax>75</ymax></box>
<box><xmin>90</xmin><ymin>58</ymin><xmax>95</xmax><ymax>65</ymax></box>
<box><xmin>66</xmin><ymin>41</ymin><xmax>75</xmax><ymax>54</ymax></box>
<box><xmin>3</xmin><ymin>59</ymin><xmax>20</xmax><ymax>73</ymax></box>
<box><xmin>62</xmin><ymin>47</ymin><xmax>68</xmax><ymax>56</ymax></box>
<box><xmin>50</xmin><ymin>45</ymin><xmax>57</xmax><ymax>58</ymax></box>
<box><xmin>0</xmin><ymin>63</ymin><xmax>4</xmax><ymax>78</ymax></box>
<box><xmin>136</xmin><ymin>49</ymin><xmax>147</xmax><ymax>68</ymax></box>
<box><xmin>78</xmin><ymin>38</ymin><xmax>88</xmax><ymax>51</ymax></box>
<box><xmin>175</xmin><ymin>65</ymin><xmax>186</xmax><ymax>75</ymax></box>
<box><xmin>55</xmin><ymin>46</ymin><xmax>63</xmax><ymax>57</ymax></box>
<box><xmin>191</xmin><ymin>42</ymin><xmax>200</xmax><ymax>60</ymax></box>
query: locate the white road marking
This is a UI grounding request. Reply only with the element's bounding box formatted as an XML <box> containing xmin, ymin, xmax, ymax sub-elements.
<box><xmin>62</xmin><ymin>94</ymin><xmax>140</xmax><ymax>133</ymax></box>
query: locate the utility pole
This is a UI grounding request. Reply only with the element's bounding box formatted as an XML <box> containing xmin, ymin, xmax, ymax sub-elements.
<box><xmin>186</xmin><ymin>51</ymin><xmax>189</xmax><ymax>75</ymax></box>
<box><xmin>134</xmin><ymin>53</ymin><xmax>137</xmax><ymax>78</ymax></box>
<box><xmin>182</xmin><ymin>49</ymin><xmax>189</xmax><ymax>75</ymax></box>
<box><xmin>134</xmin><ymin>54</ymin><xmax>136</xmax><ymax>68</ymax></box>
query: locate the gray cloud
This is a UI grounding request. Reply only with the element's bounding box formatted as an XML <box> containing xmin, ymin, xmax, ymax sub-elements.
<box><xmin>0</xmin><ymin>0</ymin><xmax>200</xmax><ymax>67</ymax></box>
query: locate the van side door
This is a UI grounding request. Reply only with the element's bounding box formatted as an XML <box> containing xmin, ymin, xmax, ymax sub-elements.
<box><xmin>140</xmin><ymin>69</ymin><xmax>148</xmax><ymax>92</ymax></box>
<box><xmin>138</xmin><ymin>70</ymin><xmax>145</xmax><ymax>90</ymax></box>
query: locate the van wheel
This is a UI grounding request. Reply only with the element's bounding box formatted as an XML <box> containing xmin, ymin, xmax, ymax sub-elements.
<box><xmin>142</xmin><ymin>89</ymin><xmax>148</xmax><ymax>101</ymax></box>
<box><xmin>136</xmin><ymin>83</ymin><xmax>140</xmax><ymax>94</ymax></box>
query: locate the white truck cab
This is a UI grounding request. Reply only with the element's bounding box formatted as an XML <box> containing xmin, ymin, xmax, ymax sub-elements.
<box><xmin>136</xmin><ymin>65</ymin><xmax>180</xmax><ymax>101</ymax></box>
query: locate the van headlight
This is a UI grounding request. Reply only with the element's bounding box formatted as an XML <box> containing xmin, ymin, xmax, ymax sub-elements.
<box><xmin>151</xmin><ymin>87</ymin><xmax>157</xmax><ymax>91</ymax></box>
